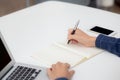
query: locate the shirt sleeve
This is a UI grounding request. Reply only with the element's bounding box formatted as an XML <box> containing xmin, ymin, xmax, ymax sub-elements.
<box><xmin>55</xmin><ymin>77</ymin><xmax>68</xmax><ymax>80</ymax></box>
<box><xmin>95</xmin><ymin>34</ymin><xmax>120</xmax><ymax>57</ymax></box>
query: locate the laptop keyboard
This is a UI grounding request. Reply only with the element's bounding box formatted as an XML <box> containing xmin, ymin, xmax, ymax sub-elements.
<box><xmin>6</xmin><ymin>66</ymin><xmax>41</xmax><ymax>80</ymax></box>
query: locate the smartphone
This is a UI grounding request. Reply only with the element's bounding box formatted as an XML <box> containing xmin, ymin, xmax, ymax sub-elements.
<box><xmin>90</xmin><ymin>26</ymin><xmax>116</xmax><ymax>36</ymax></box>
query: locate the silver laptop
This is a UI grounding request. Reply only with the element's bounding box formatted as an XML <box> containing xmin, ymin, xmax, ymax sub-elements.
<box><xmin>0</xmin><ymin>32</ymin><xmax>49</xmax><ymax>80</ymax></box>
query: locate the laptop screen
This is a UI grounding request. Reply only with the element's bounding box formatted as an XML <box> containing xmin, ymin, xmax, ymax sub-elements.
<box><xmin>0</xmin><ymin>38</ymin><xmax>11</xmax><ymax>71</ymax></box>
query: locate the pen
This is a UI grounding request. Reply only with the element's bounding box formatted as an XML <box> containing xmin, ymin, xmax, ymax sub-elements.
<box><xmin>67</xmin><ymin>20</ymin><xmax>80</xmax><ymax>44</ymax></box>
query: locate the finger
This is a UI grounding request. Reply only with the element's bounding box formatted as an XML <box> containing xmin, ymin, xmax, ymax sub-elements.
<box><xmin>68</xmin><ymin>28</ymin><xmax>80</xmax><ymax>34</ymax></box>
<box><xmin>52</xmin><ymin>62</ymin><xmax>61</xmax><ymax>71</ymax></box>
<box><xmin>68</xmin><ymin>28</ymin><xmax>73</xmax><ymax>32</ymax></box>
<box><xmin>67</xmin><ymin>34</ymin><xmax>74</xmax><ymax>40</ymax></box>
<box><xmin>52</xmin><ymin>64</ymin><xmax>56</xmax><ymax>69</ymax></box>
<box><xmin>64</xmin><ymin>63</ymin><xmax>70</xmax><ymax>68</ymax></box>
<box><xmin>67</xmin><ymin>35</ymin><xmax>78</xmax><ymax>43</ymax></box>
<box><xmin>53</xmin><ymin>62</ymin><xmax>63</xmax><ymax>69</ymax></box>
<box><xmin>56</xmin><ymin>62</ymin><xmax>62</xmax><ymax>67</ymax></box>
<box><xmin>47</xmin><ymin>68</ymin><xmax>52</xmax><ymax>76</ymax></box>
<box><xmin>52</xmin><ymin>64</ymin><xmax>55</xmax><ymax>67</ymax></box>
<box><xmin>68</xmin><ymin>28</ymin><xmax>74</xmax><ymax>34</ymax></box>
<box><xmin>69</xmin><ymin>70</ymin><xmax>75</xmax><ymax>77</ymax></box>
<box><xmin>71</xmin><ymin>40</ymin><xmax>78</xmax><ymax>44</ymax></box>
<box><xmin>56</xmin><ymin>61</ymin><xmax>62</xmax><ymax>64</ymax></box>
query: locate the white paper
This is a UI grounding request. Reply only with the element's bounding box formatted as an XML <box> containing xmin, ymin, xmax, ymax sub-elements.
<box><xmin>32</xmin><ymin>45</ymin><xmax>86</xmax><ymax>67</ymax></box>
<box><xmin>54</xmin><ymin>41</ymin><xmax>103</xmax><ymax>58</ymax></box>
<box><xmin>32</xmin><ymin>41</ymin><xmax>103</xmax><ymax>68</ymax></box>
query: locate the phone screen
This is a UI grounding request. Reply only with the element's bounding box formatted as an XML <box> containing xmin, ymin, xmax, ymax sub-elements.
<box><xmin>90</xmin><ymin>26</ymin><xmax>114</xmax><ymax>35</ymax></box>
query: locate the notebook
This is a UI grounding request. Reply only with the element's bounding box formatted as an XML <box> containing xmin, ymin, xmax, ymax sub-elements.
<box><xmin>32</xmin><ymin>40</ymin><xmax>103</xmax><ymax>68</ymax></box>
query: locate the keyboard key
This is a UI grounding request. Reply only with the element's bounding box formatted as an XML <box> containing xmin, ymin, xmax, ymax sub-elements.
<box><xmin>6</xmin><ymin>66</ymin><xmax>41</xmax><ymax>80</ymax></box>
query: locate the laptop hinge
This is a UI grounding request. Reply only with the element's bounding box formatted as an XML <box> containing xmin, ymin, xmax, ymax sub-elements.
<box><xmin>0</xmin><ymin>66</ymin><xmax>14</xmax><ymax>79</ymax></box>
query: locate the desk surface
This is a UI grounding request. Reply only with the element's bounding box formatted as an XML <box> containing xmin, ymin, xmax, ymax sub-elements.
<box><xmin>0</xmin><ymin>1</ymin><xmax>120</xmax><ymax>80</ymax></box>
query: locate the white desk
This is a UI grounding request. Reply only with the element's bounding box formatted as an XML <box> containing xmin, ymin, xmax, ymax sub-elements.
<box><xmin>0</xmin><ymin>1</ymin><xmax>120</xmax><ymax>80</ymax></box>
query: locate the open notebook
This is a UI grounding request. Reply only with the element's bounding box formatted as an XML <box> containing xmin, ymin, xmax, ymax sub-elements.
<box><xmin>32</xmin><ymin>40</ymin><xmax>103</xmax><ymax>68</ymax></box>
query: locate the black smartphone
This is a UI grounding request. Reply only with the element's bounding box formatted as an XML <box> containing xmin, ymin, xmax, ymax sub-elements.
<box><xmin>90</xmin><ymin>26</ymin><xmax>115</xmax><ymax>35</ymax></box>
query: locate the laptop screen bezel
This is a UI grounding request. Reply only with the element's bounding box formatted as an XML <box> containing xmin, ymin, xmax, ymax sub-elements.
<box><xmin>0</xmin><ymin>32</ymin><xmax>15</xmax><ymax>79</ymax></box>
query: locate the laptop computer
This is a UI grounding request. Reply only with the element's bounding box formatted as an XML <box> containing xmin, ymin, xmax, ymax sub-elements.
<box><xmin>0</xmin><ymin>32</ymin><xmax>49</xmax><ymax>80</ymax></box>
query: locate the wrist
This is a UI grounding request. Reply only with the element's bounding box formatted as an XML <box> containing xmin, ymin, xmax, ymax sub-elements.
<box><xmin>55</xmin><ymin>77</ymin><xmax>68</xmax><ymax>80</ymax></box>
<box><xmin>88</xmin><ymin>36</ymin><xmax>96</xmax><ymax>47</ymax></box>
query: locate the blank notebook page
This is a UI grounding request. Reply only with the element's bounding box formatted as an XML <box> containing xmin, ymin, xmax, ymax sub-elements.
<box><xmin>32</xmin><ymin>45</ymin><xmax>86</xmax><ymax>67</ymax></box>
<box><xmin>32</xmin><ymin>41</ymin><xmax>103</xmax><ymax>67</ymax></box>
<box><xmin>54</xmin><ymin>41</ymin><xmax>103</xmax><ymax>58</ymax></box>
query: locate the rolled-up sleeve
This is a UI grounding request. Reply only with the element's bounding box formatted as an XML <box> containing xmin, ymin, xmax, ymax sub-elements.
<box><xmin>95</xmin><ymin>34</ymin><xmax>120</xmax><ymax>57</ymax></box>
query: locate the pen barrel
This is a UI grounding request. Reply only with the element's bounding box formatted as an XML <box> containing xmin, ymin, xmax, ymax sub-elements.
<box><xmin>67</xmin><ymin>30</ymin><xmax>76</xmax><ymax>44</ymax></box>
<box><xmin>71</xmin><ymin>30</ymin><xmax>76</xmax><ymax>34</ymax></box>
<box><xmin>67</xmin><ymin>40</ymin><xmax>71</xmax><ymax>44</ymax></box>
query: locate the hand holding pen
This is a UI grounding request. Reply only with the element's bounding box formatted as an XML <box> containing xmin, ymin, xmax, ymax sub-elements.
<box><xmin>67</xmin><ymin>20</ymin><xmax>80</xmax><ymax>44</ymax></box>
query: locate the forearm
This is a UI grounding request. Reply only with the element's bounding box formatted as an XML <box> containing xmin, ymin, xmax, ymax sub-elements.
<box><xmin>95</xmin><ymin>34</ymin><xmax>120</xmax><ymax>56</ymax></box>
